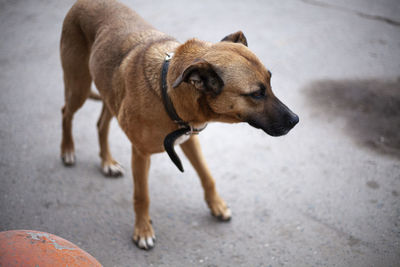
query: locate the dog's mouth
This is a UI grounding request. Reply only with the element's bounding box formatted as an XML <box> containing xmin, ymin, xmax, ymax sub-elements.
<box><xmin>246</xmin><ymin>112</ymin><xmax>299</xmax><ymax>137</ymax></box>
<box><xmin>247</xmin><ymin>120</ymin><xmax>291</xmax><ymax>136</ymax></box>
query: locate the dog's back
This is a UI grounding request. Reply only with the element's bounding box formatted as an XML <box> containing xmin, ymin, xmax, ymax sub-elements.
<box><xmin>62</xmin><ymin>0</ymin><xmax>154</xmax><ymax>46</ymax></box>
<box><xmin>60</xmin><ymin>0</ymin><xmax>176</xmax><ymax>112</ymax></box>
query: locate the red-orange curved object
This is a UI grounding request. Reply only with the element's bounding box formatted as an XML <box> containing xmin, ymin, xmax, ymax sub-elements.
<box><xmin>0</xmin><ymin>230</ymin><xmax>102</xmax><ymax>267</ymax></box>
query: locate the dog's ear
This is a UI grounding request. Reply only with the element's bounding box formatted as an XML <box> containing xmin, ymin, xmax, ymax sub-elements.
<box><xmin>172</xmin><ymin>59</ymin><xmax>224</xmax><ymax>95</ymax></box>
<box><xmin>221</xmin><ymin>31</ymin><xmax>248</xmax><ymax>47</ymax></box>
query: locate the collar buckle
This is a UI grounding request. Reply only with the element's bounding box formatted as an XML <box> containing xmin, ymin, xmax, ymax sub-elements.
<box><xmin>186</xmin><ymin>124</ymin><xmax>208</xmax><ymax>135</ymax></box>
<box><xmin>165</xmin><ymin>52</ymin><xmax>174</xmax><ymax>61</ymax></box>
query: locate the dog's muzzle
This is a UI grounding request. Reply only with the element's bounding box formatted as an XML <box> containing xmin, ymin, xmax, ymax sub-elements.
<box><xmin>246</xmin><ymin>99</ymin><xmax>299</xmax><ymax>136</ymax></box>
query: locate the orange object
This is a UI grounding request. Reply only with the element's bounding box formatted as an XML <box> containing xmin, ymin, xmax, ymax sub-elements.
<box><xmin>0</xmin><ymin>230</ymin><xmax>102</xmax><ymax>267</ymax></box>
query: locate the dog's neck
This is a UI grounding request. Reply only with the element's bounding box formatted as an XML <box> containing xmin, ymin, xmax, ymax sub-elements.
<box><xmin>166</xmin><ymin>39</ymin><xmax>219</xmax><ymax>125</ymax></box>
<box><xmin>126</xmin><ymin>37</ymin><xmax>220</xmax><ymax>125</ymax></box>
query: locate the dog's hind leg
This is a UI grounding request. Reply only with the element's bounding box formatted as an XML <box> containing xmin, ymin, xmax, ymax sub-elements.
<box><xmin>180</xmin><ymin>135</ymin><xmax>232</xmax><ymax>221</ymax></box>
<box><xmin>60</xmin><ymin>15</ymin><xmax>92</xmax><ymax>166</ymax></box>
<box><xmin>97</xmin><ymin>104</ymin><xmax>123</xmax><ymax>177</ymax></box>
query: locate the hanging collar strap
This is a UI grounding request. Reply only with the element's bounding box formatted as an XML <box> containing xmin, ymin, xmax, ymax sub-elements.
<box><xmin>160</xmin><ymin>52</ymin><xmax>207</xmax><ymax>172</ymax></box>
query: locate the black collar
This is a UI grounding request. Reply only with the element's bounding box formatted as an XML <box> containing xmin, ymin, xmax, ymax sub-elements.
<box><xmin>161</xmin><ymin>53</ymin><xmax>187</xmax><ymax>127</ymax></box>
<box><xmin>161</xmin><ymin>53</ymin><xmax>206</xmax><ymax>172</ymax></box>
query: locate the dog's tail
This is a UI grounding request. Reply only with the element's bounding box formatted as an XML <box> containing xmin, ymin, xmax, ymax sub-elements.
<box><xmin>88</xmin><ymin>91</ymin><xmax>102</xmax><ymax>101</ymax></box>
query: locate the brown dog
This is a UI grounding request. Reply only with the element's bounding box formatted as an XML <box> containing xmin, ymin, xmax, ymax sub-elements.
<box><xmin>60</xmin><ymin>0</ymin><xmax>298</xmax><ymax>250</ymax></box>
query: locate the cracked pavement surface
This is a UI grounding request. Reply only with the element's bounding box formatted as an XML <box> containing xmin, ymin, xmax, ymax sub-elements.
<box><xmin>1</xmin><ymin>0</ymin><xmax>399</xmax><ymax>266</ymax></box>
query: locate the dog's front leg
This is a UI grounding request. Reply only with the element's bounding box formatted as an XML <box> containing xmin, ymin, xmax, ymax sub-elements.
<box><xmin>180</xmin><ymin>136</ymin><xmax>231</xmax><ymax>221</ymax></box>
<box><xmin>131</xmin><ymin>146</ymin><xmax>155</xmax><ymax>250</ymax></box>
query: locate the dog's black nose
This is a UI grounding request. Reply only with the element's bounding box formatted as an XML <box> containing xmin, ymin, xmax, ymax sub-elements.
<box><xmin>287</xmin><ymin>114</ymin><xmax>299</xmax><ymax>128</ymax></box>
<box><xmin>291</xmin><ymin>114</ymin><xmax>299</xmax><ymax>126</ymax></box>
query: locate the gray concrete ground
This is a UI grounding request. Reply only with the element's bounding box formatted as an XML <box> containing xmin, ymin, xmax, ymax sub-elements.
<box><xmin>1</xmin><ymin>0</ymin><xmax>399</xmax><ymax>266</ymax></box>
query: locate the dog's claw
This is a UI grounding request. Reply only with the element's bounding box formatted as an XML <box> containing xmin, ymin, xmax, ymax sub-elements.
<box><xmin>62</xmin><ymin>152</ymin><xmax>75</xmax><ymax>166</ymax></box>
<box><xmin>102</xmin><ymin>162</ymin><xmax>124</xmax><ymax>177</ymax></box>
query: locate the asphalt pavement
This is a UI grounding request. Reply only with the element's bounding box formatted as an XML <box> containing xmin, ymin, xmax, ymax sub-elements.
<box><xmin>0</xmin><ymin>0</ymin><xmax>399</xmax><ymax>266</ymax></box>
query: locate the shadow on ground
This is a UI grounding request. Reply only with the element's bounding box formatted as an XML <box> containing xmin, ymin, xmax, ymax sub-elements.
<box><xmin>304</xmin><ymin>78</ymin><xmax>400</xmax><ymax>159</ymax></box>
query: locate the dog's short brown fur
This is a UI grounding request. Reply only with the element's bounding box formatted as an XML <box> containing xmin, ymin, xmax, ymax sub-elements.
<box><xmin>60</xmin><ymin>0</ymin><xmax>298</xmax><ymax>250</ymax></box>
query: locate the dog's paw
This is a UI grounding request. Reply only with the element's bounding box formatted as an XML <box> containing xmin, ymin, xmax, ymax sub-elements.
<box><xmin>207</xmin><ymin>196</ymin><xmax>232</xmax><ymax>222</ymax></box>
<box><xmin>101</xmin><ymin>162</ymin><xmax>124</xmax><ymax>177</ymax></box>
<box><xmin>133</xmin><ymin>221</ymin><xmax>155</xmax><ymax>250</ymax></box>
<box><xmin>211</xmin><ymin>206</ymin><xmax>232</xmax><ymax>222</ymax></box>
<box><xmin>61</xmin><ymin>151</ymin><xmax>75</xmax><ymax>166</ymax></box>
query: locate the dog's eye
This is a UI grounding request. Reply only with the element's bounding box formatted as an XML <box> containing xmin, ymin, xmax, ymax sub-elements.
<box><xmin>243</xmin><ymin>84</ymin><xmax>266</xmax><ymax>100</ymax></box>
<box><xmin>249</xmin><ymin>90</ymin><xmax>265</xmax><ymax>99</ymax></box>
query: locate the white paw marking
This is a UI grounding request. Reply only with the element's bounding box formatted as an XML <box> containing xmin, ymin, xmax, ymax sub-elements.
<box><xmin>62</xmin><ymin>152</ymin><xmax>75</xmax><ymax>166</ymax></box>
<box><xmin>146</xmin><ymin>237</ymin><xmax>154</xmax><ymax>247</ymax></box>
<box><xmin>212</xmin><ymin>206</ymin><xmax>232</xmax><ymax>221</ymax></box>
<box><xmin>102</xmin><ymin>162</ymin><xmax>124</xmax><ymax>177</ymax></box>
<box><xmin>136</xmin><ymin>236</ymin><xmax>155</xmax><ymax>250</ymax></box>
<box><xmin>222</xmin><ymin>208</ymin><xmax>232</xmax><ymax>220</ymax></box>
<box><xmin>138</xmin><ymin>237</ymin><xmax>147</xmax><ymax>249</ymax></box>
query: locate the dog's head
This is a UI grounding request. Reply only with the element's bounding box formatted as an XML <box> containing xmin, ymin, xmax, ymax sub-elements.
<box><xmin>173</xmin><ymin>31</ymin><xmax>299</xmax><ymax>136</ymax></box>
